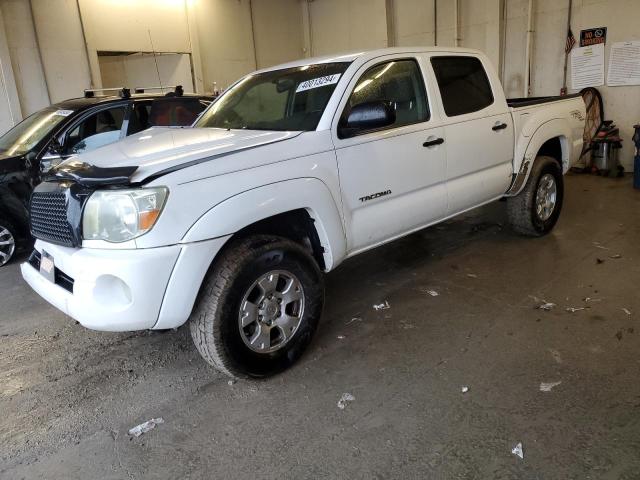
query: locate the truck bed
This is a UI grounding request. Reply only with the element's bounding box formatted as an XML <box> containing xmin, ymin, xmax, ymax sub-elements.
<box><xmin>507</xmin><ymin>93</ymin><xmax>581</xmax><ymax>108</ymax></box>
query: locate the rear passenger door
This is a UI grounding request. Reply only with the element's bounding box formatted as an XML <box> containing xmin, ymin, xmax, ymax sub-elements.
<box><xmin>333</xmin><ymin>57</ymin><xmax>447</xmax><ymax>253</ymax></box>
<box><xmin>429</xmin><ymin>55</ymin><xmax>514</xmax><ymax>215</ymax></box>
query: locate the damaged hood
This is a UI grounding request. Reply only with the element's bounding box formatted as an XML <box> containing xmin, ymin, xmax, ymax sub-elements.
<box><xmin>49</xmin><ymin>127</ymin><xmax>302</xmax><ymax>186</ymax></box>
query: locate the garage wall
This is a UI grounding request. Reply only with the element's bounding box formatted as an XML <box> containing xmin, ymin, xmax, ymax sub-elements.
<box><xmin>308</xmin><ymin>0</ymin><xmax>388</xmax><ymax>56</ymax></box>
<box><xmin>0</xmin><ymin>8</ymin><xmax>22</xmax><ymax>132</ymax></box>
<box><xmin>30</xmin><ymin>0</ymin><xmax>92</xmax><ymax>103</ymax></box>
<box><xmin>0</xmin><ymin>0</ymin><xmax>49</xmax><ymax>118</ymax></box>
<box><xmin>192</xmin><ymin>0</ymin><xmax>256</xmax><ymax>92</ymax></box>
<box><xmin>506</xmin><ymin>0</ymin><xmax>640</xmax><ymax>169</ymax></box>
<box><xmin>252</xmin><ymin>0</ymin><xmax>305</xmax><ymax>69</ymax></box>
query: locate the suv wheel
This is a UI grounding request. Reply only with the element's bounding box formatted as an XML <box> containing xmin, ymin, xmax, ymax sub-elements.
<box><xmin>0</xmin><ymin>220</ymin><xmax>17</xmax><ymax>267</ymax></box>
<box><xmin>507</xmin><ymin>156</ymin><xmax>564</xmax><ymax>236</ymax></box>
<box><xmin>190</xmin><ymin>235</ymin><xmax>324</xmax><ymax>378</ymax></box>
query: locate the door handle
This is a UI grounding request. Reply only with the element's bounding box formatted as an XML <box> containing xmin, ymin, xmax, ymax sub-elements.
<box><xmin>492</xmin><ymin>122</ymin><xmax>508</xmax><ymax>131</ymax></box>
<box><xmin>423</xmin><ymin>137</ymin><xmax>444</xmax><ymax>147</ymax></box>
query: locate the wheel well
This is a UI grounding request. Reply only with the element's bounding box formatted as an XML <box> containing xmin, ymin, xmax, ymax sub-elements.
<box><xmin>230</xmin><ymin>209</ymin><xmax>326</xmax><ymax>270</ymax></box>
<box><xmin>537</xmin><ymin>137</ymin><xmax>563</xmax><ymax>168</ymax></box>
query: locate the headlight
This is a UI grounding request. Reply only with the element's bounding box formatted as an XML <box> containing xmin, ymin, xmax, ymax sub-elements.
<box><xmin>83</xmin><ymin>187</ymin><xmax>168</xmax><ymax>242</ymax></box>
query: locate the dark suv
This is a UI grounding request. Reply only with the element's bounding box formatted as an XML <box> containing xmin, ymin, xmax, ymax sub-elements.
<box><xmin>0</xmin><ymin>87</ymin><xmax>212</xmax><ymax>266</ymax></box>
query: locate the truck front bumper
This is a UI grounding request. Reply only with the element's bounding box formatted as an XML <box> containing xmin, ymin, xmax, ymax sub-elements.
<box><xmin>21</xmin><ymin>237</ymin><xmax>230</xmax><ymax>331</ymax></box>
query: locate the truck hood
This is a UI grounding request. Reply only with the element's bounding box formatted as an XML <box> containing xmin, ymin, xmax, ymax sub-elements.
<box><xmin>53</xmin><ymin>127</ymin><xmax>302</xmax><ymax>185</ymax></box>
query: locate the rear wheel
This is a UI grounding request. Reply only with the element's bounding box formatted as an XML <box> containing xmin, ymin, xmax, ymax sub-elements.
<box><xmin>189</xmin><ymin>235</ymin><xmax>324</xmax><ymax>378</ymax></box>
<box><xmin>507</xmin><ymin>156</ymin><xmax>564</xmax><ymax>236</ymax></box>
<box><xmin>0</xmin><ymin>219</ymin><xmax>17</xmax><ymax>267</ymax></box>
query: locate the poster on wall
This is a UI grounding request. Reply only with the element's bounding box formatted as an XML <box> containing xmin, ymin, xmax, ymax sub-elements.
<box><xmin>607</xmin><ymin>41</ymin><xmax>640</xmax><ymax>86</ymax></box>
<box><xmin>580</xmin><ymin>27</ymin><xmax>607</xmax><ymax>47</ymax></box>
<box><xmin>571</xmin><ymin>43</ymin><xmax>605</xmax><ymax>89</ymax></box>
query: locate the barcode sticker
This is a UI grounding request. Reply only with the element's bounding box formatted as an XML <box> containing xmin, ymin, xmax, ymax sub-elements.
<box><xmin>296</xmin><ymin>74</ymin><xmax>341</xmax><ymax>93</ymax></box>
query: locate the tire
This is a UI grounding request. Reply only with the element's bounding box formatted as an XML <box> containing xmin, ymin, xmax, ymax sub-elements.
<box><xmin>189</xmin><ymin>235</ymin><xmax>324</xmax><ymax>379</ymax></box>
<box><xmin>0</xmin><ymin>218</ymin><xmax>17</xmax><ymax>267</ymax></box>
<box><xmin>507</xmin><ymin>156</ymin><xmax>564</xmax><ymax>236</ymax></box>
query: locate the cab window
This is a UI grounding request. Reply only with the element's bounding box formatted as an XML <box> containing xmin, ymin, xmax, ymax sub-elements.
<box><xmin>430</xmin><ymin>56</ymin><xmax>494</xmax><ymax>116</ymax></box>
<box><xmin>341</xmin><ymin>59</ymin><xmax>430</xmax><ymax>135</ymax></box>
<box><xmin>65</xmin><ymin>106</ymin><xmax>126</xmax><ymax>154</ymax></box>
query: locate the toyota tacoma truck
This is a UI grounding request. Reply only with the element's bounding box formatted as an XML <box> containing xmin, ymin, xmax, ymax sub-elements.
<box><xmin>21</xmin><ymin>47</ymin><xmax>585</xmax><ymax>378</ymax></box>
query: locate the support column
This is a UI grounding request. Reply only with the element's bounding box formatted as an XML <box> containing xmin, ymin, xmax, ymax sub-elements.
<box><xmin>0</xmin><ymin>8</ymin><xmax>22</xmax><ymax>130</ymax></box>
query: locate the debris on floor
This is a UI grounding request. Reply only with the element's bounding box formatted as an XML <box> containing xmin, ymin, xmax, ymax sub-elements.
<box><xmin>540</xmin><ymin>381</ymin><xmax>562</xmax><ymax>392</ymax></box>
<box><xmin>536</xmin><ymin>302</ymin><xmax>556</xmax><ymax>311</ymax></box>
<box><xmin>584</xmin><ymin>297</ymin><xmax>602</xmax><ymax>303</ymax></box>
<box><xmin>592</xmin><ymin>242</ymin><xmax>609</xmax><ymax>250</ymax></box>
<box><xmin>622</xmin><ymin>308</ymin><xmax>631</xmax><ymax>316</ymax></box>
<box><xmin>373</xmin><ymin>301</ymin><xmax>390</xmax><ymax>311</ymax></box>
<box><xmin>609</xmin><ymin>254</ymin><xmax>622</xmax><ymax>259</ymax></box>
<box><xmin>128</xmin><ymin>418</ymin><xmax>164</xmax><ymax>437</ymax></box>
<box><xmin>227</xmin><ymin>379</ymin><xmax>236</xmax><ymax>386</ymax></box>
<box><xmin>548</xmin><ymin>348</ymin><xmax>562</xmax><ymax>364</ymax></box>
<box><xmin>466</xmin><ymin>273</ymin><xmax>478</xmax><ymax>278</ymax></box>
<box><xmin>337</xmin><ymin>393</ymin><xmax>355</xmax><ymax>410</ymax></box>
<box><xmin>596</xmin><ymin>258</ymin><xmax>605</xmax><ymax>264</ymax></box>
<box><xmin>346</xmin><ymin>316</ymin><xmax>362</xmax><ymax>325</ymax></box>
<box><xmin>337</xmin><ymin>335</ymin><xmax>346</xmax><ymax>340</ymax></box>
<box><xmin>461</xmin><ymin>386</ymin><xmax>469</xmax><ymax>393</ymax></box>
<box><xmin>511</xmin><ymin>442</ymin><xmax>524</xmax><ymax>459</ymax></box>
<box><xmin>566</xmin><ymin>307</ymin><xmax>587</xmax><ymax>313</ymax></box>
<box><xmin>425</xmin><ymin>289</ymin><xmax>439</xmax><ymax>297</ymax></box>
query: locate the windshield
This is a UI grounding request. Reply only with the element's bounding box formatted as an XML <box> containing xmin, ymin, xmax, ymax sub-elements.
<box><xmin>195</xmin><ymin>62</ymin><xmax>350</xmax><ymax>131</ymax></box>
<box><xmin>0</xmin><ymin>107</ymin><xmax>71</xmax><ymax>157</ymax></box>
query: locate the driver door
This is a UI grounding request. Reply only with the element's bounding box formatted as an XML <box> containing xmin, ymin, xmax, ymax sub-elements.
<box><xmin>332</xmin><ymin>57</ymin><xmax>447</xmax><ymax>254</ymax></box>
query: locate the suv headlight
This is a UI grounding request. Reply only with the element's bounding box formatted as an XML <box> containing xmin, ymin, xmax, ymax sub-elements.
<box><xmin>83</xmin><ymin>187</ymin><xmax>169</xmax><ymax>243</ymax></box>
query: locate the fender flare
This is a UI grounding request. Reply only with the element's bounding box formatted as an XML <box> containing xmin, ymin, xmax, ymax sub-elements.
<box><xmin>181</xmin><ymin>177</ymin><xmax>347</xmax><ymax>270</ymax></box>
<box><xmin>507</xmin><ymin>119</ymin><xmax>572</xmax><ymax>196</ymax></box>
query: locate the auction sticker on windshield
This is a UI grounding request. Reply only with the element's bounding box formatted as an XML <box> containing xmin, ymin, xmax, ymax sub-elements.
<box><xmin>54</xmin><ymin>110</ymin><xmax>74</xmax><ymax>117</ymax></box>
<box><xmin>296</xmin><ymin>74</ymin><xmax>341</xmax><ymax>93</ymax></box>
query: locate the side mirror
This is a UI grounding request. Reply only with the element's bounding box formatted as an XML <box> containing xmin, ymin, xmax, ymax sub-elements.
<box><xmin>339</xmin><ymin>101</ymin><xmax>396</xmax><ymax>138</ymax></box>
<box><xmin>39</xmin><ymin>138</ymin><xmax>65</xmax><ymax>174</ymax></box>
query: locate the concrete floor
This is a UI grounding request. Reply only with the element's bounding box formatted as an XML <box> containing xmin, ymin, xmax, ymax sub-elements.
<box><xmin>1</xmin><ymin>174</ymin><xmax>639</xmax><ymax>479</ymax></box>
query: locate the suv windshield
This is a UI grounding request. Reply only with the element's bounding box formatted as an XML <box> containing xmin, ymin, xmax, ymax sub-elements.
<box><xmin>0</xmin><ymin>107</ymin><xmax>71</xmax><ymax>157</ymax></box>
<box><xmin>196</xmin><ymin>62</ymin><xmax>350</xmax><ymax>132</ymax></box>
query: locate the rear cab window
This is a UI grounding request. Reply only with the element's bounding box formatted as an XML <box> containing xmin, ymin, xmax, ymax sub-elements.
<box><xmin>430</xmin><ymin>56</ymin><xmax>494</xmax><ymax>116</ymax></box>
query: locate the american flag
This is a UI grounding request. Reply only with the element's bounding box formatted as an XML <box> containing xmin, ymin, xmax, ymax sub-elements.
<box><xmin>565</xmin><ymin>28</ymin><xmax>576</xmax><ymax>53</ymax></box>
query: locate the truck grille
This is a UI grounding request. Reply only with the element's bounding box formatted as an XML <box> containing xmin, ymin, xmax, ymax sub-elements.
<box><xmin>30</xmin><ymin>192</ymin><xmax>75</xmax><ymax>247</ymax></box>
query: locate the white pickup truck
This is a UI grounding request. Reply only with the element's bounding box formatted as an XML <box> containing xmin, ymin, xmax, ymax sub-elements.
<box><xmin>22</xmin><ymin>47</ymin><xmax>585</xmax><ymax>378</ymax></box>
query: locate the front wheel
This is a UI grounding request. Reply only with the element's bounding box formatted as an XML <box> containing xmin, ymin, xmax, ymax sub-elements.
<box><xmin>507</xmin><ymin>156</ymin><xmax>564</xmax><ymax>236</ymax></box>
<box><xmin>0</xmin><ymin>219</ymin><xmax>17</xmax><ymax>267</ymax></box>
<box><xmin>189</xmin><ymin>235</ymin><xmax>324</xmax><ymax>378</ymax></box>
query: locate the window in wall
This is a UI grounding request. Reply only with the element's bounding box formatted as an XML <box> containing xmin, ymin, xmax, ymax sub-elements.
<box><xmin>344</xmin><ymin>59</ymin><xmax>430</xmax><ymax>132</ymax></box>
<box><xmin>430</xmin><ymin>56</ymin><xmax>494</xmax><ymax>116</ymax></box>
<box><xmin>66</xmin><ymin>106</ymin><xmax>126</xmax><ymax>154</ymax></box>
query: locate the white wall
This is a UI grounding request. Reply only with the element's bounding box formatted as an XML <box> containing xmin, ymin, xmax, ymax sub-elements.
<box><xmin>391</xmin><ymin>0</ymin><xmax>437</xmax><ymax>47</ymax></box>
<box><xmin>78</xmin><ymin>0</ymin><xmax>191</xmax><ymax>53</ymax></box>
<box><xmin>31</xmin><ymin>0</ymin><xmax>91</xmax><ymax>102</ymax></box>
<box><xmin>193</xmin><ymin>0</ymin><xmax>256</xmax><ymax>92</ymax></box>
<box><xmin>252</xmin><ymin>0</ymin><xmax>305</xmax><ymax>69</ymax></box>
<box><xmin>0</xmin><ymin>0</ymin><xmax>49</xmax><ymax>117</ymax></box>
<box><xmin>0</xmin><ymin>8</ymin><xmax>22</xmax><ymax>132</ymax></box>
<box><xmin>308</xmin><ymin>0</ymin><xmax>388</xmax><ymax>56</ymax></box>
